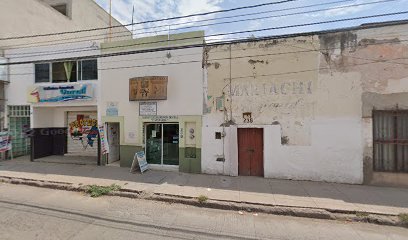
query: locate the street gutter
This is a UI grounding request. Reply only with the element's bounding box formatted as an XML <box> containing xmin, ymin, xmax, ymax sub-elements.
<box><xmin>0</xmin><ymin>175</ymin><xmax>406</xmax><ymax>228</ymax></box>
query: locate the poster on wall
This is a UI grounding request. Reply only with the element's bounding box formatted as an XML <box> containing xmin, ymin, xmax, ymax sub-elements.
<box><xmin>139</xmin><ymin>102</ymin><xmax>157</xmax><ymax>116</ymax></box>
<box><xmin>106</xmin><ymin>102</ymin><xmax>119</xmax><ymax>116</ymax></box>
<box><xmin>98</xmin><ymin>125</ymin><xmax>109</xmax><ymax>155</ymax></box>
<box><xmin>68</xmin><ymin>114</ymin><xmax>98</xmax><ymax>152</ymax></box>
<box><xmin>0</xmin><ymin>132</ymin><xmax>12</xmax><ymax>153</ymax></box>
<box><xmin>27</xmin><ymin>84</ymin><xmax>94</xmax><ymax>103</ymax></box>
<box><xmin>129</xmin><ymin>76</ymin><xmax>168</xmax><ymax>101</ymax></box>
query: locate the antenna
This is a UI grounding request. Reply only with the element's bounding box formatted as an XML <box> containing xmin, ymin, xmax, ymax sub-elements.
<box><xmin>131</xmin><ymin>5</ymin><xmax>135</xmax><ymax>39</ymax></box>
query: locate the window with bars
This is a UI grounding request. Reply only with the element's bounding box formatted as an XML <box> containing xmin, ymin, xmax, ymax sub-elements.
<box><xmin>34</xmin><ymin>59</ymin><xmax>98</xmax><ymax>83</ymax></box>
<box><xmin>8</xmin><ymin>106</ymin><xmax>31</xmax><ymax>157</ymax></box>
<box><xmin>373</xmin><ymin>110</ymin><xmax>408</xmax><ymax>173</ymax></box>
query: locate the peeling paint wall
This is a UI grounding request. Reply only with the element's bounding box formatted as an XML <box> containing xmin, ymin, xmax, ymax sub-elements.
<box><xmin>203</xmin><ymin>22</ymin><xmax>408</xmax><ymax>184</ymax></box>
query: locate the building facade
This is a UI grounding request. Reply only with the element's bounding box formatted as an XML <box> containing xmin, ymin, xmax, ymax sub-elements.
<box><xmin>2</xmin><ymin>0</ymin><xmax>131</xmax><ymax>158</ymax></box>
<box><xmin>202</xmin><ymin>21</ymin><xmax>408</xmax><ymax>186</ymax></box>
<box><xmin>98</xmin><ymin>31</ymin><xmax>204</xmax><ymax>173</ymax></box>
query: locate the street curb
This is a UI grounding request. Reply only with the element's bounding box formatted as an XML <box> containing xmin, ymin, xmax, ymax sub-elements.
<box><xmin>0</xmin><ymin>176</ymin><xmax>405</xmax><ymax>228</ymax></box>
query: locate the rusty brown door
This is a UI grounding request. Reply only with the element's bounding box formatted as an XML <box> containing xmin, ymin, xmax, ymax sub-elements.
<box><xmin>238</xmin><ymin>128</ymin><xmax>264</xmax><ymax>177</ymax></box>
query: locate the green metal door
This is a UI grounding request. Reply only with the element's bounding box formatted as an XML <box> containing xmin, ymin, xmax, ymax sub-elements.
<box><xmin>8</xmin><ymin>106</ymin><xmax>31</xmax><ymax>157</ymax></box>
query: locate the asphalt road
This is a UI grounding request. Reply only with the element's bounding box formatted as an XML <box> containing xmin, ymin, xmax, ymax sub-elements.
<box><xmin>0</xmin><ymin>183</ymin><xmax>407</xmax><ymax>240</ymax></box>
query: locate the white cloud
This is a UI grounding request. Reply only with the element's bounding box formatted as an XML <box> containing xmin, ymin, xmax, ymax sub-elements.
<box><xmin>97</xmin><ymin>0</ymin><xmax>225</xmax><ymax>37</ymax></box>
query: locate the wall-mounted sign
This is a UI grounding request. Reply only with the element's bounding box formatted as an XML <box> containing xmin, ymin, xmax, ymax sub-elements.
<box><xmin>106</xmin><ymin>102</ymin><xmax>119</xmax><ymax>116</ymax></box>
<box><xmin>139</xmin><ymin>102</ymin><xmax>157</xmax><ymax>116</ymax></box>
<box><xmin>142</xmin><ymin>115</ymin><xmax>178</xmax><ymax>122</ymax></box>
<box><xmin>129</xmin><ymin>76</ymin><xmax>168</xmax><ymax>101</ymax></box>
<box><xmin>28</xmin><ymin>84</ymin><xmax>93</xmax><ymax>103</ymax></box>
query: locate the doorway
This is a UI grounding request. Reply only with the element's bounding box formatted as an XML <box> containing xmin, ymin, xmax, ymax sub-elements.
<box><xmin>107</xmin><ymin>122</ymin><xmax>120</xmax><ymax>164</ymax></box>
<box><xmin>145</xmin><ymin>123</ymin><xmax>179</xmax><ymax>166</ymax></box>
<box><xmin>238</xmin><ymin>128</ymin><xmax>264</xmax><ymax>177</ymax></box>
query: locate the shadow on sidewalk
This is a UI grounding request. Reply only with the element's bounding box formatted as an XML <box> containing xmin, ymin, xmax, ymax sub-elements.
<box><xmin>1</xmin><ymin>156</ymin><xmax>408</xmax><ymax>211</ymax></box>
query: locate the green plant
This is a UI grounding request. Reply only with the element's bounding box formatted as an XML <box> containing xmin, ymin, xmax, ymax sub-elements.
<box><xmin>356</xmin><ymin>212</ymin><xmax>369</xmax><ymax>218</ymax></box>
<box><xmin>398</xmin><ymin>213</ymin><xmax>408</xmax><ymax>225</ymax></box>
<box><xmin>85</xmin><ymin>184</ymin><xmax>121</xmax><ymax>198</ymax></box>
<box><xmin>197</xmin><ymin>195</ymin><xmax>209</xmax><ymax>204</ymax></box>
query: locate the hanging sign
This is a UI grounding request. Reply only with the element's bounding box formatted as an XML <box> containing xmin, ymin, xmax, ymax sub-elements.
<box><xmin>98</xmin><ymin>125</ymin><xmax>109</xmax><ymax>155</ymax></box>
<box><xmin>130</xmin><ymin>151</ymin><xmax>149</xmax><ymax>173</ymax></box>
<box><xmin>27</xmin><ymin>84</ymin><xmax>94</xmax><ymax>103</ymax></box>
<box><xmin>0</xmin><ymin>132</ymin><xmax>12</xmax><ymax>153</ymax></box>
<box><xmin>129</xmin><ymin>76</ymin><xmax>168</xmax><ymax>101</ymax></box>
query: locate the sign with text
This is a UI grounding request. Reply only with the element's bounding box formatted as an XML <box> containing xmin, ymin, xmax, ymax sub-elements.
<box><xmin>139</xmin><ymin>102</ymin><xmax>157</xmax><ymax>116</ymax></box>
<box><xmin>130</xmin><ymin>151</ymin><xmax>149</xmax><ymax>174</ymax></box>
<box><xmin>129</xmin><ymin>76</ymin><xmax>168</xmax><ymax>101</ymax></box>
<box><xmin>0</xmin><ymin>132</ymin><xmax>11</xmax><ymax>153</ymax></box>
<box><xmin>28</xmin><ymin>84</ymin><xmax>93</xmax><ymax>103</ymax></box>
<box><xmin>98</xmin><ymin>125</ymin><xmax>109</xmax><ymax>155</ymax></box>
<box><xmin>106</xmin><ymin>102</ymin><xmax>119</xmax><ymax>116</ymax></box>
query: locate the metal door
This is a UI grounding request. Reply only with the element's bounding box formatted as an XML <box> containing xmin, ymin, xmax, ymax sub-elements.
<box><xmin>107</xmin><ymin>122</ymin><xmax>120</xmax><ymax>164</ymax></box>
<box><xmin>238</xmin><ymin>128</ymin><xmax>264</xmax><ymax>177</ymax></box>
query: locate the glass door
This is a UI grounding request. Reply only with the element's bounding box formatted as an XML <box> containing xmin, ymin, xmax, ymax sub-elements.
<box><xmin>163</xmin><ymin>124</ymin><xmax>179</xmax><ymax>165</ymax></box>
<box><xmin>145</xmin><ymin>123</ymin><xmax>179</xmax><ymax>166</ymax></box>
<box><xmin>145</xmin><ymin>124</ymin><xmax>162</xmax><ymax>164</ymax></box>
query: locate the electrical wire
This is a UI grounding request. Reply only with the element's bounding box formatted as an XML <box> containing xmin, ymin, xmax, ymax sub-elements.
<box><xmin>0</xmin><ymin>0</ymin><xmax>299</xmax><ymax>41</ymax></box>
<box><xmin>3</xmin><ymin>0</ymin><xmax>395</xmax><ymax>55</ymax></box>
<box><xmin>6</xmin><ymin>36</ymin><xmax>408</xmax><ymax>77</ymax></box>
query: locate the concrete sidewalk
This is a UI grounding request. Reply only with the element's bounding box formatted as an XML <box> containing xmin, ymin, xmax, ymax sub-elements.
<box><xmin>1</xmin><ymin>156</ymin><xmax>408</xmax><ymax>216</ymax></box>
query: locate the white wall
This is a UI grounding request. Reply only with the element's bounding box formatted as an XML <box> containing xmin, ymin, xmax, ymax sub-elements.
<box><xmin>201</xmin><ymin>125</ymin><xmax>238</xmax><ymax>176</ymax></box>
<box><xmin>0</xmin><ymin>0</ymin><xmax>131</xmax><ymax>48</ymax></box>
<box><xmin>5</xmin><ymin>42</ymin><xmax>101</xmax><ymax>128</ymax></box>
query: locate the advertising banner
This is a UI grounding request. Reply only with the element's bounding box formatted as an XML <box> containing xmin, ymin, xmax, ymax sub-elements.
<box><xmin>0</xmin><ymin>132</ymin><xmax>12</xmax><ymax>153</ymax></box>
<box><xmin>98</xmin><ymin>124</ymin><xmax>110</xmax><ymax>155</ymax></box>
<box><xmin>28</xmin><ymin>84</ymin><xmax>93</xmax><ymax>103</ymax></box>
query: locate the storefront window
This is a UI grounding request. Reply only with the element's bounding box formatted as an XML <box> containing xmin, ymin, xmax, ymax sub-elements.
<box><xmin>34</xmin><ymin>59</ymin><xmax>97</xmax><ymax>83</ymax></box>
<box><xmin>145</xmin><ymin>123</ymin><xmax>179</xmax><ymax>166</ymax></box>
<box><xmin>52</xmin><ymin>61</ymin><xmax>77</xmax><ymax>83</ymax></box>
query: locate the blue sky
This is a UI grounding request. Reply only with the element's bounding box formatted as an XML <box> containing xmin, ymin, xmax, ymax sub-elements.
<box><xmin>95</xmin><ymin>0</ymin><xmax>408</xmax><ymax>41</ymax></box>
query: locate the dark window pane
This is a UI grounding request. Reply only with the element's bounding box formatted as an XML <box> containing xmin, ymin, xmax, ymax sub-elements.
<box><xmin>81</xmin><ymin>60</ymin><xmax>97</xmax><ymax>80</ymax></box>
<box><xmin>35</xmin><ymin>64</ymin><xmax>50</xmax><ymax>83</ymax></box>
<box><xmin>52</xmin><ymin>61</ymin><xmax>77</xmax><ymax>83</ymax></box>
<box><xmin>52</xmin><ymin>4</ymin><xmax>67</xmax><ymax>16</ymax></box>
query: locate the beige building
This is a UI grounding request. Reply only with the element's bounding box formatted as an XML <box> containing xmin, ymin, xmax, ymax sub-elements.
<box><xmin>0</xmin><ymin>0</ymin><xmax>131</xmax><ymax>49</ymax></box>
<box><xmin>203</xmin><ymin>20</ymin><xmax>408</xmax><ymax>186</ymax></box>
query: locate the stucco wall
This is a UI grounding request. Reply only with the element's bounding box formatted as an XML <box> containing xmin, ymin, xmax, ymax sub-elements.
<box><xmin>0</xmin><ymin>0</ymin><xmax>131</xmax><ymax>48</ymax></box>
<box><xmin>203</xmin><ymin>22</ymin><xmax>408</xmax><ymax>184</ymax></box>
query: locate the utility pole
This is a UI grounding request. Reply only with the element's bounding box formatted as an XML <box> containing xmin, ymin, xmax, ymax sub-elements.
<box><xmin>109</xmin><ymin>0</ymin><xmax>112</xmax><ymax>42</ymax></box>
<box><xmin>131</xmin><ymin>5</ymin><xmax>135</xmax><ymax>38</ymax></box>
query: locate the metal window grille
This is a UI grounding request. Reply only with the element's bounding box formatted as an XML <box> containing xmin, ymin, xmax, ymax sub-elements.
<box><xmin>373</xmin><ymin>110</ymin><xmax>408</xmax><ymax>173</ymax></box>
<box><xmin>8</xmin><ymin>105</ymin><xmax>31</xmax><ymax>157</ymax></box>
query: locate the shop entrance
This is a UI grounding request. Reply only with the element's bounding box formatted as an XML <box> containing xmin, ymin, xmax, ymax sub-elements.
<box><xmin>238</xmin><ymin>128</ymin><xmax>264</xmax><ymax>177</ymax></box>
<box><xmin>145</xmin><ymin>123</ymin><xmax>179</xmax><ymax>166</ymax></box>
<box><xmin>106</xmin><ymin>122</ymin><xmax>120</xmax><ymax>164</ymax></box>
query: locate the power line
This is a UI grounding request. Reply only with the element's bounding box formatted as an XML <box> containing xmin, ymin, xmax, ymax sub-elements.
<box><xmin>0</xmin><ymin>0</ymin><xmax>298</xmax><ymax>41</ymax></box>
<box><xmin>4</xmin><ymin>11</ymin><xmax>408</xmax><ymax>61</ymax></box>
<box><xmin>2</xmin><ymin>0</ymin><xmax>397</xmax><ymax>54</ymax></box>
<box><xmin>132</xmin><ymin>0</ymin><xmax>356</xmax><ymax>32</ymax></box>
<box><xmin>137</xmin><ymin>0</ymin><xmax>399</xmax><ymax>36</ymax></box>
<box><xmin>7</xmin><ymin>37</ymin><xmax>408</xmax><ymax>76</ymax></box>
